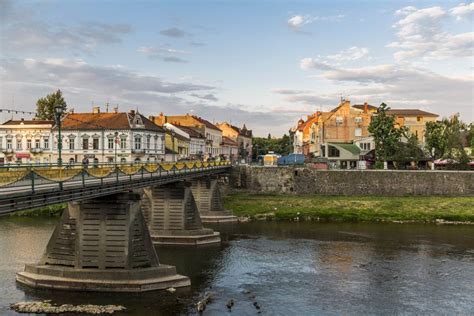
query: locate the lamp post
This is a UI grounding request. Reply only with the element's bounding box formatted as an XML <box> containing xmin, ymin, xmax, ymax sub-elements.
<box><xmin>54</xmin><ymin>104</ymin><xmax>64</xmax><ymax>167</ymax></box>
<box><xmin>114</xmin><ymin>131</ymin><xmax>119</xmax><ymax>165</ymax></box>
<box><xmin>171</xmin><ymin>130</ymin><xmax>176</xmax><ymax>162</ymax></box>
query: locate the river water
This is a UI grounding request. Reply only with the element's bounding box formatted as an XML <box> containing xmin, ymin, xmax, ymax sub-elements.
<box><xmin>0</xmin><ymin>218</ymin><xmax>473</xmax><ymax>315</ymax></box>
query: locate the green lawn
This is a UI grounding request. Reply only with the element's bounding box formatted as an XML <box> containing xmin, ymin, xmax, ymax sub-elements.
<box><xmin>224</xmin><ymin>192</ymin><xmax>474</xmax><ymax>223</ymax></box>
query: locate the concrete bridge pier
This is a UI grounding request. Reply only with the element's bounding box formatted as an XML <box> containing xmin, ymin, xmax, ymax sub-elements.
<box><xmin>16</xmin><ymin>193</ymin><xmax>190</xmax><ymax>292</ymax></box>
<box><xmin>191</xmin><ymin>178</ymin><xmax>238</xmax><ymax>223</ymax></box>
<box><xmin>142</xmin><ymin>182</ymin><xmax>221</xmax><ymax>246</ymax></box>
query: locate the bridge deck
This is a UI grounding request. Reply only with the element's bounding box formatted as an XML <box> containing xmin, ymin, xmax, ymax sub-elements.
<box><xmin>0</xmin><ymin>162</ymin><xmax>230</xmax><ymax>215</ymax></box>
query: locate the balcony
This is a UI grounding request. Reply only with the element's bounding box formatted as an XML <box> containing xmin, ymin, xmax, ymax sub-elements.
<box><xmin>2</xmin><ymin>148</ymin><xmax>14</xmax><ymax>154</ymax></box>
<box><xmin>131</xmin><ymin>148</ymin><xmax>146</xmax><ymax>154</ymax></box>
<box><xmin>30</xmin><ymin>148</ymin><xmax>44</xmax><ymax>154</ymax></box>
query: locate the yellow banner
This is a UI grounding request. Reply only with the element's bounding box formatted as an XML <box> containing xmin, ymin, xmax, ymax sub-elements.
<box><xmin>34</xmin><ymin>167</ymin><xmax>82</xmax><ymax>182</ymax></box>
<box><xmin>119</xmin><ymin>165</ymin><xmax>142</xmax><ymax>175</ymax></box>
<box><xmin>185</xmin><ymin>161</ymin><xmax>196</xmax><ymax>169</ymax></box>
<box><xmin>143</xmin><ymin>163</ymin><xmax>159</xmax><ymax>173</ymax></box>
<box><xmin>86</xmin><ymin>167</ymin><xmax>114</xmax><ymax>178</ymax></box>
<box><xmin>195</xmin><ymin>162</ymin><xmax>202</xmax><ymax>168</ymax></box>
<box><xmin>160</xmin><ymin>163</ymin><xmax>174</xmax><ymax>171</ymax></box>
<box><xmin>0</xmin><ymin>169</ymin><xmax>30</xmax><ymax>186</ymax></box>
<box><xmin>175</xmin><ymin>162</ymin><xmax>185</xmax><ymax>170</ymax></box>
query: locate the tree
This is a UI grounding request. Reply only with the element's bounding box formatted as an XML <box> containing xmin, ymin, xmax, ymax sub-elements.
<box><xmin>391</xmin><ymin>132</ymin><xmax>423</xmax><ymax>169</ymax></box>
<box><xmin>36</xmin><ymin>89</ymin><xmax>67</xmax><ymax>120</ymax></box>
<box><xmin>368</xmin><ymin>103</ymin><xmax>404</xmax><ymax>164</ymax></box>
<box><xmin>424</xmin><ymin>121</ymin><xmax>446</xmax><ymax>159</ymax></box>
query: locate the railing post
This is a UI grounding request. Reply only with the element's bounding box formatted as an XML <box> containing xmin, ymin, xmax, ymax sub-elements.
<box><xmin>141</xmin><ymin>167</ymin><xmax>144</xmax><ymax>180</ymax></box>
<box><xmin>31</xmin><ymin>169</ymin><xmax>35</xmax><ymax>193</ymax></box>
<box><xmin>116</xmin><ymin>165</ymin><xmax>119</xmax><ymax>183</ymax></box>
<box><xmin>82</xmin><ymin>170</ymin><xmax>85</xmax><ymax>187</ymax></box>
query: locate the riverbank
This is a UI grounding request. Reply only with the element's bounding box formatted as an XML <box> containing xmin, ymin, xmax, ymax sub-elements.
<box><xmin>9</xmin><ymin>204</ymin><xmax>65</xmax><ymax>217</ymax></box>
<box><xmin>224</xmin><ymin>192</ymin><xmax>474</xmax><ymax>223</ymax></box>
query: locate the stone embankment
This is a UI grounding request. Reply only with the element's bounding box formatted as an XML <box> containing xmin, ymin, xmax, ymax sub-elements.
<box><xmin>231</xmin><ymin>166</ymin><xmax>474</xmax><ymax>196</ymax></box>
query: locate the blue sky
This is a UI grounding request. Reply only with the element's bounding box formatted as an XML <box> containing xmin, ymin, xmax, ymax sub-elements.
<box><xmin>1</xmin><ymin>0</ymin><xmax>472</xmax><ymax>136</ymax></box>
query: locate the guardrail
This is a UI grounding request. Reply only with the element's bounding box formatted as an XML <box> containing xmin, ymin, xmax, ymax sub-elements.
<box><xmin>0</xmin><ymin>160</ymin><xmax>231</xmax><ymax>192</ymax></box>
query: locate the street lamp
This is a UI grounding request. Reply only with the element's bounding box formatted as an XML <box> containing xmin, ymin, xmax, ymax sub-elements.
<box><xmin>171</xmin><ymin>130</ymin><xmax>176</xmax><ymax>162</ymax></box>
<box><xmin>114</xmin><ymin>131</ymin><xmax>119</xmax><ymax>165</ymax></box>
<box><xmin>54</xmin><ymin>104</ymin><xmax>64</xmax><ymax>167</ymax></box>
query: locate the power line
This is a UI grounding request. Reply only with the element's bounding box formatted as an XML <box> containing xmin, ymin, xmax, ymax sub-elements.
<box><xmin>0</xmin><ymin>108</ymin><xmax>37</xmax><ymax>115</ymax></box>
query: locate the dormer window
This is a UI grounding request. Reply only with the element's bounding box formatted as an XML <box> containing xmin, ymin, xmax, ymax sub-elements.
<box><xmin>335</xmin><ymin>116</ymin><xmax>343</xmax><ymax>124</ymax></box>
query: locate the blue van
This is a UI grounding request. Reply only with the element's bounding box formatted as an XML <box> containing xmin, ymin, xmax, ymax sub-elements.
<box><xmin>277</xmin><ymin>153</ymin><xmax>305</xmax><ymax>165</ymax></box>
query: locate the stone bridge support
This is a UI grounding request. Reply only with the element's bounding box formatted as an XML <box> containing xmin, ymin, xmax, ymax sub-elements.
<box><xmin>191</xmin><ymin>178</ymin><xmax>238</xmax><ymax>223</ymax></box>
<box><xmin>141</xmin><ymin>182</ymin><xmax>221</xmax><ymax>246</ymax></box>
<box><xmin>16</xmin><ymin>193</ymin><xmax>190</xmax><ymax>292</ymax></box>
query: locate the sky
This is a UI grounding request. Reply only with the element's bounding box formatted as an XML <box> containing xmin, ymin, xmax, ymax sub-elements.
<box><xmin>0</xmin><ymin>0</ymin><xmax>473</xmax><ymax>136</ymax></box>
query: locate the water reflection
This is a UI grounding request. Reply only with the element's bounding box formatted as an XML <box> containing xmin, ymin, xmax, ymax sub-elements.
<box><xmin>0</xmin><ymin>219</ymin><xmax>473</xmax><ymax>315</ymax></box>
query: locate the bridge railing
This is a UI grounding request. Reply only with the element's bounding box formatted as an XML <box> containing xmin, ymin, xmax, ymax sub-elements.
<box><xmin>0</xmin><ymin>160</ymin><xmax>231</xmax><ymax>192</ymax></box>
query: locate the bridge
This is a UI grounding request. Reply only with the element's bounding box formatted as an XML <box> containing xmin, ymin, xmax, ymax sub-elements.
<box><xmin>0</xmin><ymin>161</ymin><xmax>237</xmax><ymax>292</ymax></box>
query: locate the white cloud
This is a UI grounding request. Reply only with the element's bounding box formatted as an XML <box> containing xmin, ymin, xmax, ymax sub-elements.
<box><xmin>327</xmin><ymin>47</ymin><xmax>370</xmax><ymax>62</ymax></box>
<box><xmin>388</xmin><ymin>4</ymin><xmax>474</xmax><ymax>61</ymax></box>
<box><xmin>287</xmin><ymin>14</ymin><xmax>345</xmax><ymax>30</ymax></box>
<box><xmin>450</xmin><ymin>2</ymin><xmax>474</xmax><ymax>20</ymax></box>
<box><xmin>137</xmin><ymin>46</ymin><xmax>189</xmax><ymax>63</ymax></box>
<box><xmin>300</xmin><ymin>58</ymin><xmax>334</xmax><ymax>70</ymax></box>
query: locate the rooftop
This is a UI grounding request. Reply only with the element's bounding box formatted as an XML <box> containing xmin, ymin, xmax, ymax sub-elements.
<box><xmin>222</xmin><ymin>136</ymin><xmax>239</xmax><ymax>146</ymax></box>
<box><xmin>176</xmin><ymin>126</ymin><xmax>206</xmax><ymax>139</ymax></box>
<box><xmin>386</xmin><ymin>109</ymin><xmax>438</xmax><ymax>117</ymax></box>
<box><xmin>2</xmin><ymin>119</ymin><xmax>53</xmax><ymax>126</ymax></box>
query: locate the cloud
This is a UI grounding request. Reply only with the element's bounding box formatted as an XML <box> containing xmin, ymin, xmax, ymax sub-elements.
<box><xmin>271</xmin><ymin>88</ymin><xmax>311</xmax><ymax>95</ymax></box>
<box><xmin>159</xmin><ymin>27</ymin><xmax>187</xmax><ymax>38</ymax></box>
<box><xmin>287</xmin><ymin>14</ymin><xmax>345</xmax><ymax>30</ymax></box>
<box><xmin>1</xmin><ymin>2</ymin><xmax>131</xmax><ymax>54</ymax></box>
<box><xmin>137</xmin><ymin>46</ymin><xmax>189</xmax><ymax>63</ymax></box>
<box><xmin>190</xmin><ymin>93</ymin><xmax>219</xmax><ymax>102</ymax></box>
<box><xmin>387</xmin><ymin>5</ymin><xmax>474</xmax><ymax>61</ymax></box>
<box><xmin>190</xmin><ymin>41</ymin><xmax>206</xmax><ymax>47</ymax></box>
<box><xmin>299</xmin><ymin>60</ymin><xmax>474</xmax><ymax>121</ymax></box>
<box><xmin>300</xmin><ymin>58</ymin><xmax>335</xmax><ymax>70</ymax></box>
<box><xmin>450</xmin><ymin>2</ymin><xmax>474</xmax><ymax>20</ymax></box>
<box><xmin>327</xmin><ymin>46</ymin><xmax>370</xmax><ymax>62</ymax></box>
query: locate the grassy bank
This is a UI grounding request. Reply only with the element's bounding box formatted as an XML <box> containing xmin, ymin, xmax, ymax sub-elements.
<box><xmin>224</xmin><ymin>192</ymin><xmax>474</xmax><ymax>223</ymax></box>
<box><xmin>9</xmin><ymin>204</ymin><xmax>65</xmax><ymax>217</ymax></box>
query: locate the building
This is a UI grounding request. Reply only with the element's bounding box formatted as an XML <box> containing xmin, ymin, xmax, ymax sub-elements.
<box><xmin>221</xmin><ymin>136</ymin><xmax>239</xmax><ymax>162</ymax></box>
<box><xmin>163</xmin><ymin>123</ymin><xmax>190</xmax><ymax>161</ymax></box>
<box><xmin>216</xmin><ymin>122</ymin><xmax>253</xmax><ymax>162</ymax></box>
<box><xmin>0</xmin><ymin>119</ymin><xmax>54</xmax><ymax>165</ymax></box>
<box><xmin>56</xmin><ymin>108</ymin><xmax>165</xmax><ymax>165</ymax></box>
<box><xmin>175</xmin><ymin>126</ymin><xmax>206</xmax><ymax>160</ymax></box>
<box><xmin>387</xmin><ymin>109</ymin><xmax>438</xmax><ymax>145</ymax></box>
<box><xmin>151</xmin><ymin>113</ymin><xmax>222</xmax><ymax>159</ymax></box>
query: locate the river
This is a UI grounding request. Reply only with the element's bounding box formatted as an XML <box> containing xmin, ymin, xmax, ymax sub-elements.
<box><xmin>0</xmin><ymin>218</ymin><xmax>473</xmax><ymax>315</ymax></box>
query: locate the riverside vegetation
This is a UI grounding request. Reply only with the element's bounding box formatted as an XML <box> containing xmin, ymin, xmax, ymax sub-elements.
<box><xmin>224</xmin><ymin>192</ymin><xmax>474</xmax><ymax>223</ymax></box>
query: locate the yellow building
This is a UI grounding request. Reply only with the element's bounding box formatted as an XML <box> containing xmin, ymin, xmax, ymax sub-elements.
<box><xmin>387</xmin><ymin>109</ymin><xmax>438</xmax><ymax>144</ymax></box>
<box><xmin>163</xmin><ymin>123</ymin><xmax>190</xmax><ymax>161</ymax></box>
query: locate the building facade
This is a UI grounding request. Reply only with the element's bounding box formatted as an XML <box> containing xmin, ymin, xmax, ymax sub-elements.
<box><xmin>216</xmin><ymin>122</ymin><xmax>253</xmax><ymax>162</ymax></box>
<box><xmin>0</xmin><ymin>119</ymin><xmax>54</xmax><ymax>165</ymax></box>
<box><xmin>221</xmin><ymin>136</ymin><xmax>239</xmax><ymax>162</ymax></box>
<box><xmin>151</xmin><ymin>113</ymin><xmax>222</xmax><ymax>159</ymax></box>
<box><xmin>56</xmin><ymin>109</ymin><xmax>165</xmax><ymax>165</ymax></box>
<box><xmin>176</xmin><ymin>126</ymin><xmax>206</xmax><ymax>159</ymax></box>
<box><xmin>387</xmin><ymin>109</ymin><xmax>438</xmax><ymax>145</ymax></box>
<box><xmin>163</xmin><ymin>123</ymin><xmax>190</xmax><ymax>161</ymax></box>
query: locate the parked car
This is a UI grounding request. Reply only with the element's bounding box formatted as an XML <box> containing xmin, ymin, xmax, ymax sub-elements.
<box><xmin>277</xmin><ymin>153</ymin><xmax>305</xmax><ymax>165</ymax></box>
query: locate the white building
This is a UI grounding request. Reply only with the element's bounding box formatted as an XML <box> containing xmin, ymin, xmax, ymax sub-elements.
<box><xmin>0</xmin><ymin>119</ymin><xmax>54</xmax><ymax>165</ymax></box>
<box><xmin>56</xmin><ymin>108</ymin><xmax>165</xmax><ymax>165</ymax></box>
<box><xmin>175</xmin><ymin>126</ymin><xmax>206</xmax><ymax>159</ymax></box>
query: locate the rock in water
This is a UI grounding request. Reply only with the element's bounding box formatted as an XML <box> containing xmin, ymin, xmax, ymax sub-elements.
<box><xmin>226</xmin><ymin>299</ymin><xmax>234</xmax><ymax>310</ymax></box>
<box><xmin>196</xmin><ymin>292</ymin><xmax>213</xmax><ymax>313</ymax></box>
<box><xmin>10</xmin><ymin>301</ymin><xmax>126</xmax><ymax>314</ymax></box>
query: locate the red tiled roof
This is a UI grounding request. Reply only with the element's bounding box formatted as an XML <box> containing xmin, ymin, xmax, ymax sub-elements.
<box><xmin>387</xmin><ymin>109</ymin><xmax>438</xmax><ymax>117</ymax></box>
<box><xmin>352</xmin><ymin>104</ymin><xmax>377</xmax><ymax>111</ymax></box>
<box><xmin>222</xmin><ymin>136</ymin><xmax>239</xmax><ymax>147</ymax></box>
<box><xmin>60</xmin><ymin>112</ymin><xmax>165</xmax><ymax>132</ymax></box>
<box><xmin>2</xmin><ymin>119</ymin><xmax>53</xmax><ymax>125</ymax></box>
<box><xmin>193</xmin><ymin>116</ymin><xmax>221</xmax><ymax>131</ymax></box>
<box><xmin>176</xmin><ymin>126</ymin><xmax>205</xmax><ymax>139</ymax></box>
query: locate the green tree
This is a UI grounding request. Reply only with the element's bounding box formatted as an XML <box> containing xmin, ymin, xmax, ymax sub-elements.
<box><xmin>36</xmin><ymin>89</ymin><xmax>67</xmax><ymax>120</ymax></box>
<box><xmin>368</xmin><ymin>103</ymin><xmax>404</xmax><ymax>163</ymax></box>
<box><xmin>424</xmin><ymin>121</ymin><xmax>446</xmax><ymax>159</ymax></box>
<box><xmin>391</xmin><ymin>132</ymin><xmax>423</xmax><ymax>169</ymax></box>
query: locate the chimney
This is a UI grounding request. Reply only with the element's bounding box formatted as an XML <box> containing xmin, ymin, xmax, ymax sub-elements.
<box><xmin>92</xmin><ymin>106</ymin><xmax>100</xmax><ymax>114</ymax></box>
<box><xmin>363</xmin><ymin>102</ymin><xmax>368</xmax><ymax>113</ymax></box>
<box><xmin>130</xmin><ymin>109</ymin><xmax>135</xmax><ymax>115</ymax></box>
<box><xmin>113</xmin><ymin>106</ymin><xmax>118</xmax><ymax>113</ymax></box>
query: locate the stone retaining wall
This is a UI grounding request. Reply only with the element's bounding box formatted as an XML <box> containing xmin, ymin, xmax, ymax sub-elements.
<box><xmin>230</xmin><ymin>166</ymin><xmax>474</xmax><ymax>196</ymax></box>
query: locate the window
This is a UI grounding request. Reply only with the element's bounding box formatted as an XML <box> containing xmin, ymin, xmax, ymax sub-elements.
<box><xmin>82</xmin><ymin>138</ymin><xmax>89</xmax><ymax>150</ymax></box>
<box><xmin>355</xmin><ymin>128</ymin><xmax>362</xmax><ymax>137</ymax></box>
<box><xmin>92</xmin><ymin>138</ymin><xmax>99</xmax><ymax>150</ymax></box>
<box><xmin>108</xmin><ymin>138</ymin><xmax>114</xmax><ymax>149</ymax></box>
<box><xmin>7</xmin><ymin>139</ymin><xmax>12</xmax><ymax>149</ymax></box>
<box><xmin>328</xmin><ymin>145</ymin><xmax>340</xmax><ymax>157</ymax></box>
<box><xmin>135</xmin><ymin>137</ymin><xmax>141</xmax><ymax>150</ymax></box>
<box><xmin>146</xmin><ymin>136</ymin><xmax>151</xmax><ymax>149</ymax></box>
<box><xmin>417</xmin><ymin>116</ymin><xmax>422</xmax><ymax>122</ymax></box>
<box><xmin>16</xmin><ymin>140</ymin><xmax>22</xmax><ymax>150</ymax></box>
<box><xmin>35</xmin><ymin>139</ymin><xmax>40</xmax><ymax>148</ymax></box>
<box><xmin>120</xmin><ymin>138</ymin><xmax>126</xmax><ymax>149</ymax></box>
<box><xmin>355</xmin><ymin>117</ymin><xmax>362</xmax><ymax>123</ymax></box>
<box><xmin>120</xmin><ymin>158</ymin><xmax>126</xmax><ymax>163</ymax></box>
<box><xmin>69</xmin><ymin>139</ymin><xmax>75</xmax><ymax>150</ymax></box>
<box><xmin>367</xmin><ymin>143</ymin><xmax>371</xmax><ymax>150</ymax></box>
<box><xmin>335</xmin><ymin>116</ymin><xmax>343</xmax><ymax>124</ymax></box>
<box><xmin>43</xmin><ymin>137</ymin><xmax>49</xmax><ymax>149</ymax></box>
<box><xmin>26</xmin><ymin>140</ymin><xmax>32</xmax><ymax>149</ymax></box>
